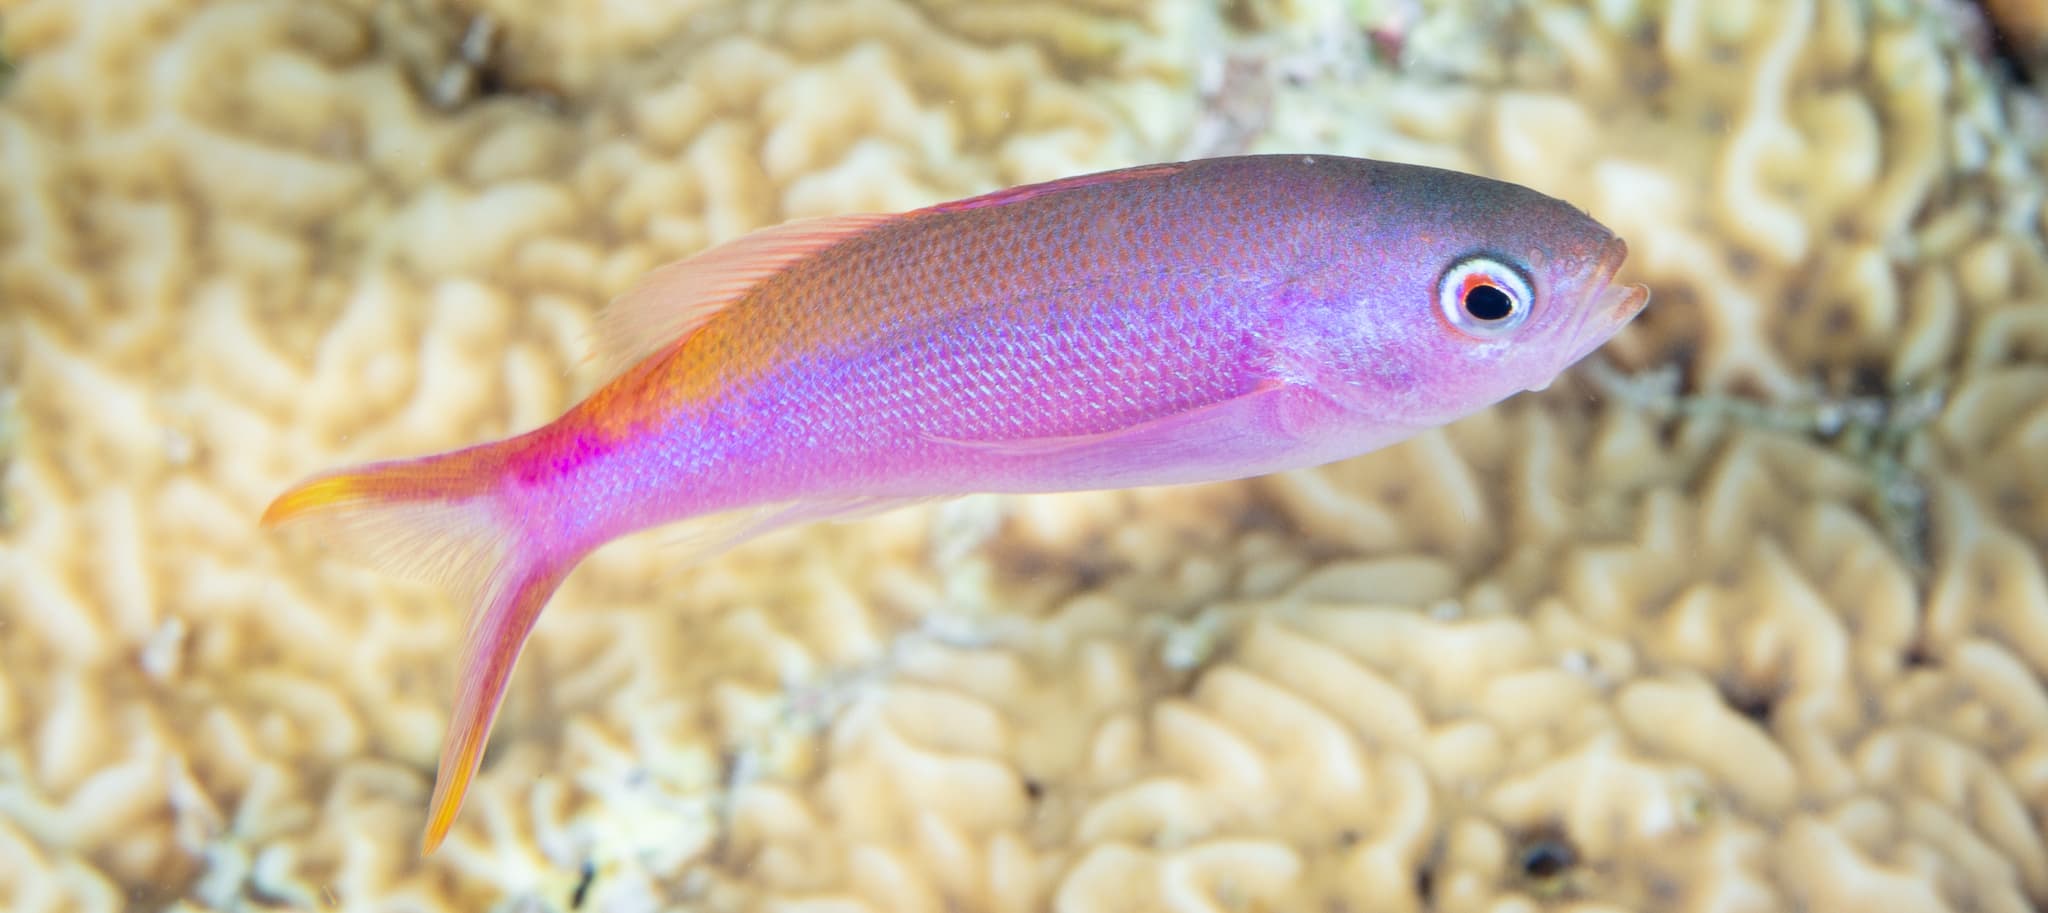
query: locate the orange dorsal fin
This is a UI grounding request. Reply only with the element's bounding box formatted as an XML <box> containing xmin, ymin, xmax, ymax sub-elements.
<box><xmin>916</xmin><ymin>162</ymin><xmax>1188</xmax><ymax>215</ymax></box>
<box><xmin>593</xmin><ymin>211</ymin><xmax>896</xmax><ymax>373</ymax></box>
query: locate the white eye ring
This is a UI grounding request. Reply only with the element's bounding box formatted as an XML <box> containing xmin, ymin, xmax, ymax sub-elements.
<box><xmin>1438</xmin><ymin>255</ymin><xmax>1534</xmax><ymax>339</ymax></box>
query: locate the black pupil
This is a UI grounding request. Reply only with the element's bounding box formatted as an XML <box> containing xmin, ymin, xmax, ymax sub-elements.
<box><xmin>1464</xmin><ymin>283</ymin><xmax>1515</xmax><ymax>322</ymax></box>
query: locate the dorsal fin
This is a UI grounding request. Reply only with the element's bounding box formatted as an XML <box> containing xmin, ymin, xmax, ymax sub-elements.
<box><xmin>592</xmin><ymin>211</ymin><xmax>895</xmax><ymax>373</ymax></box>
<box><xmin>591</xmin><ymin>160</ymin><xmax>1193</xmax><ymax>373</ymax></box>
<box><xmin>917</xmin><ymin>161</ymin><xmax>1188</xmax><ymax>215</ymax></box>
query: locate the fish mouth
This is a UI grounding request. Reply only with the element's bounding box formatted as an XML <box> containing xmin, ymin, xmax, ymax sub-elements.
<box><xmin>1527</xmin><ymin>237</ymin><xmax>1650</xmax><ymax>392</ymax></box>
<box><xmin>1593</xmin><ymin>277</ymin><xmax>1651</xmax><ymax>332</ymax></box>
<box><xmin>1570</xmin><ymin>237</ymin><xmax>1650</xmax><ymax>361</ymax></box>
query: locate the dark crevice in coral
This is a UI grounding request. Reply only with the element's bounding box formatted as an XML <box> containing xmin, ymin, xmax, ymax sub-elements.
<box><xmin>1841</xmin><ymin>361</ymin><xmax>1894</xmax><ymax>399</ymax></box>
<box><xmin>1903</xmin><ymin>640</ymin><xmax>1940</xmax><ymax>669</ymax></box>
<box><xmin>1402</xmin><ymin>833</ymin><xmax>1445</xmax><ymax>905</ymax></box>
<box><xmin>1719</xmin><ymin>676</ymin><xmax>1783</xmax><ymax>725</ymax></box>
<box><xmin>1513</xmin><ymin>824</ymin><xmax>1580</xmax><ymax>887</ymax></box>
<box><xmin>569</xmin><ymin>859</ymin><xmax>596</xmax><ymax>909</ymax></box>
<box><xmin>1975</xmin><ymin>1</ymin><xmax>2040</xmax><ymax>86</ymax></box>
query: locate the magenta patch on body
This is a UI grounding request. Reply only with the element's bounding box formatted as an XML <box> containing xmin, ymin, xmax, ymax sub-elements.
<box><xmin>261</xmin><ymin>153</ymin><xmax>1649</xmax><ymax>854</ymax></box>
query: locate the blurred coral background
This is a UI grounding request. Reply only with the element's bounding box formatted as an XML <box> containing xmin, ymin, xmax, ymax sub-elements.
<box><xmin>3</xmin><ymin>0</ymin><xmax>2047</xmax><ymax>910</ymax></box>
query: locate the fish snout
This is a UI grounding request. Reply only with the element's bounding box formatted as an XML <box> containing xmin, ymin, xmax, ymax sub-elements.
<box><xmin>1596</xmin><ymin>234</ymin><xmax>1630</xmax><ymax>279</ymax></box>
<box><xmin>1545</xmin><ymin>237</ymin><xmax>1650</xmax><ymax>382</ymax></box>
<box><xmin>1593</xmin><ymin>235</ymin><xmax>1649</xmax><ymax>327</ymax></box>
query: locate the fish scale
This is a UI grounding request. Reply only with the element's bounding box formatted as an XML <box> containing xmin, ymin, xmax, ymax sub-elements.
<box><xmin>260</xmin><ymin>154</ymin><xmax>1649</xmax><ymax>853</ymax></box>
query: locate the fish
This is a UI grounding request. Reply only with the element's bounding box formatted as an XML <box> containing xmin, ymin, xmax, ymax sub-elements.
<box><xmin>261</xmin><ymin>153</ymin><xmax>1650</xmax><ymax>854</ymax></box>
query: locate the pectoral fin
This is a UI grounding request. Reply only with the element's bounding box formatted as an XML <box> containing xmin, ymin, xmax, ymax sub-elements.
<box><xmin>921</xmin><ymin>379</ymin><xmax>1313</xmax><ymax>484</ymax></box>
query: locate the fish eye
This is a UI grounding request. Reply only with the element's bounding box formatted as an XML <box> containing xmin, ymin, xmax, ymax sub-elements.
<box><xmin>1438</xmin><ymin>255</ymin><xmax>1533</xmax><ymax>338</ymax></box>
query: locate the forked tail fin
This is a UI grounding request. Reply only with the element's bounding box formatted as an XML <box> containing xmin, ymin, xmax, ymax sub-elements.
<box><xmin>419</xmin><ymin>555</ymin><xmax>571</xmax><ymax>854</ymax></box>
<box><xmin>261</xmin><ymin>443</ymin><xmax>579</xmax><ymax>855</ymax></box>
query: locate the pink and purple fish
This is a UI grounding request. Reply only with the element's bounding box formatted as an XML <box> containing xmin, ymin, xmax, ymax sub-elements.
<box><xmin>262</xmin><ymin>153</ymin><xmax>1650</xmax><ymax>853</ymax></box>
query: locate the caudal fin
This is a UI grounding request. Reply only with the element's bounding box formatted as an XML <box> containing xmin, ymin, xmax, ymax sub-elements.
<box><xmin>261</xmin><ymin>444</ymin><xmax>578</xmax><ymax>855</ymax></box>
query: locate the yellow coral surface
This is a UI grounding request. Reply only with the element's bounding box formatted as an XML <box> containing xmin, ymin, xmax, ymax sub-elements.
<box><xmin>3</xmin><ymin>0</ymin><xmax>2048</xmax><ymax>911</ymax></box>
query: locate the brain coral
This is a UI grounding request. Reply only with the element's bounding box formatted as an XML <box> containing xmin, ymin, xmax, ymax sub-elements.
<box><xmin>3</xmin><ymin>0</ymin><xmax>2047</xmax><ymax>912</ymax></box>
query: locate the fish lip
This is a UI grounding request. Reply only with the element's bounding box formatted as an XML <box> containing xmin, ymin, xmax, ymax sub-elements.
<box><xmin>1597</xmin><ymin>234</ymin><xmax>1630</xmax><ymax>280</ymax></box>
<box><xmin>1548</xmin><ymin>237</ymin><xmax>1651</xmax><ymax>379</ymax></box>
<box><xmin>1598</xmin><ymin>279</ymin><xmax>1651</xmax><ymax>327</ymax></box>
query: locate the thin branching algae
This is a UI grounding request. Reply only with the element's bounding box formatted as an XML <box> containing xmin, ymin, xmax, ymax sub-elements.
<box><xmin>1581</xmin><ymin>354</ymin><xmax>1949</xmax><ymax>576</ymax></box>
<box><xmin>3</xmin><ymin>0</ymin><xmax>2047</xmax><ymax>911</ymax></box>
